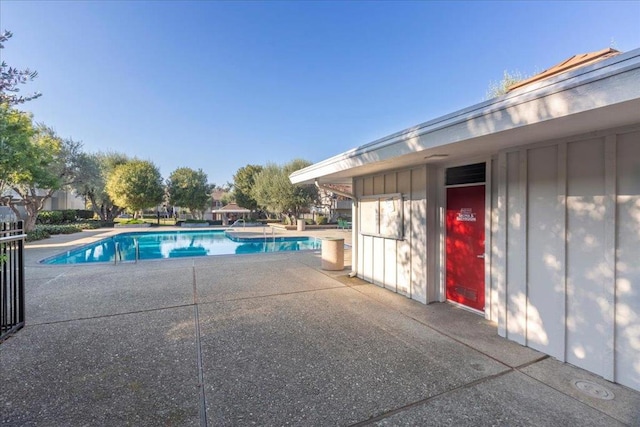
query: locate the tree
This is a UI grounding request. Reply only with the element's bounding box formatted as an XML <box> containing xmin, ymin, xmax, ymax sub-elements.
<box><xmin>251</xmin><ymin>159</ymin><xmax>318</xmax><ymax>221</ymax></box>
<box><xmin>1</xmin><ymin>31</ymin><xmax>41</xmax><ymax>106</ymax></box>
<box><xmin>166</xmin><ymin>167</ymin><xmax>210</xmax><ymax>219</ymax></box>
<box><xmin>283</xmin><ymin>159</ymin><xmax>319</xmax><ymax>217</ymax></box>
<box><xmin>73</xmin><ymin>151</ymin><xmax>129</xmax><ymax>220</ymax></box>
<box><xmin>105</xmin><ymin>160</ymin><xmax>164</xmax><ymax>217</ymax></box>
<box><xmin>485</xmin><ymin>70</ymin><xmax>527</xmax><ymax>99</ymax></box>
<box><xmin>2</xmin><ymin>122</ymin><xmax>84</xmax><ymax>231</ymax></box>
<box><xmin>0</xmin><ymin>104</ymin><xmax>35</xmax><ymax>194</ymax></box>
<box><xmin>232</xmin><ymin>164</ymin><xmax>262</xmax><ymax>211</ymax></box>
<box><xmin>251</xmin><ymin>163</ymin><xmax>285</xmax><ymax>217</ymax></box>
<box><xmin>220</xmin><ymin>192</ymin><xmax>235</xmax><ymax>206</ymax></box>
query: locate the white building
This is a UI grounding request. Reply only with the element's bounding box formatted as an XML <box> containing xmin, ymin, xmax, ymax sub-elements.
<box><xmin>1</xmin><ymin>188</ymin><xmax>85</xmax><ymax>219</ymax></box>
<box><xmin>291</xmin><ymin>48</ymin><xmax>640</xmax><ymax>392</ymax></box>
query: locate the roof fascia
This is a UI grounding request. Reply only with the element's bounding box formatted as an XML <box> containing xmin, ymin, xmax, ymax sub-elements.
<box><xmin>291</xmin><ymin>48</ymin><xmax>640</xmax><ymax>184</ymax></box>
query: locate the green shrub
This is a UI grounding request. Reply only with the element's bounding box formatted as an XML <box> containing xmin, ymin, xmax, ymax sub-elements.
<box><xmin>185</xmin><ymin>219</ymin><xmax>207</xmax><ymax>223</ymax></box>
<box><xmin>37</xmin><ymin>210</ymin><xmax>81</xmax><ymax>224</ymax></box>
<box><xmin>27</xmin><ymin>220</ymin><xmax>108</xmax><ymax>242</ymax></box>
<box><xmin>38</xmin><ymin>224</ymin><xmax>82</xmax><ymax>235</ymax></box>
<box><xmin>315</xmin><ymin>215</ymin><xmax>327</xmax><ymax>225</ymax></box>
<box><xmin>75</xmin><ymin>209</ymin><xmax>95</xmax><ymax>220</ymax></box>
<box><xmin>76</xmin><ymin>220</ymin><xmax>112</xmax><ymax>229</ymax></box>
<box><xmin>61</xmin><ymin>210</ymin><xmax>76</xmax><ymax>222</ymax></box>
<box><xmin>77</xmin><ymin>220</ymin><xmax>114</xmax><ymax>228</ymax></box>
<box><xmin>26</xmin><ymin>228</ymin><xmax>51</xmax><ymax>242</ymax></box>
<box><xmin>121</xmin><ymin>219</ymin><xmax>145</xmax><ymax>224</ymax></box>
<box><xmin>37</xmin><ymin>210</ymin><xmax>64</xmax><ymax>225</ymax></box>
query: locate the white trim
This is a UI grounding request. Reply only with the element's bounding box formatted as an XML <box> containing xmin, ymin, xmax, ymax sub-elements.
<box><xmin>359</xmin><ymin>192</ymin><xmax>403</xmax><ymax>200</ymax></box>
<box><xmin>519</xmin><ymin>148</ymin><xmax>529</xmax><ymax>346</ymax></box>
<box><xmin>408</xmin><ymin>169</ymin><xmax>414</xmax><ymax>299</ymax></box>
<box><xmin>437</xmin><ymin>167</ymin><xmax>446</xmax><ymax>303</ymax></box>
<box><xmin>484</xmin><ymin>159</ymin><xmax>492</xmax><ymax>320</ymax></box>
<box><xmin>603</xmin><ymin>134</ymin><xmax>617</xmax><ymax>381</ymax></box>
<box><xmin>350</xmin><ymin>179</ymin><xmax>358</xmax><ymax>277</ymax></box>
<box><xmin>496</xmin><ymin>151</ymin><xmax>508</xmax><ymax>337</ymax></box>
<box><xmin>426</xmin><ymin>167</ymin><xmax>438</xmax><ymax>303</ymax></box>
<box><xmin>558</xmin><ymin>142</ymin><xmax>568</xmax><ymax>363</ymax></box>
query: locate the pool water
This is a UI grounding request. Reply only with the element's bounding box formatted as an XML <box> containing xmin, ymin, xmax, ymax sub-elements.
<box><xmin>42</xmin><ymin>230</ymin><xmax>322</xmax><ymax>265</ymax></box>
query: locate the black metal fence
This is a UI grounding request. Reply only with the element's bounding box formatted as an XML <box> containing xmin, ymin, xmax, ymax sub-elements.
<box><xmin>1</xmin><ymin>220</ymin><xmax>26</xmax><ymax>342</ymax></box>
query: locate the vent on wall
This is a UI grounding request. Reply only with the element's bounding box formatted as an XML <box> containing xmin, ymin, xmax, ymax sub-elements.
<box><xmin>446</xmin><ymin>163</ymin><xmax>486</xmax><ymax>186</ymax></box>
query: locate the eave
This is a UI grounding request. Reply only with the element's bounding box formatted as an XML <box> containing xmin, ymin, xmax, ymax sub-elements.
<box><xmin>290</xmin><ymin>48</ymin><xmax>640</xmax><ymax>185</ymax></box>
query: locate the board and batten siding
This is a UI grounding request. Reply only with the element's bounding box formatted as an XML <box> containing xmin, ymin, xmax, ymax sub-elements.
<box><xmin>494</xmin><ymin>126</ymin><xmax>640</xmax><ymax>391</ymax></box>
<box><xmin>354</xmin><ymin>165</ymin><xmax>435</xmax><ymax>304</ymax></box>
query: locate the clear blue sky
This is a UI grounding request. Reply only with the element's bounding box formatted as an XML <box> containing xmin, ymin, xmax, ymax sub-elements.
<box><xmin>2</xmin><ymin>1</ymin><xmax>639</xmax><ymax>186</ymax></box>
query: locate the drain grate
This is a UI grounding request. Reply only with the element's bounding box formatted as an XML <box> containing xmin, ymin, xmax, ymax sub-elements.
<box><xmin>572</xmin><ymin>380</ymin><xmax>615</xmax><ymax>400</ymax></box>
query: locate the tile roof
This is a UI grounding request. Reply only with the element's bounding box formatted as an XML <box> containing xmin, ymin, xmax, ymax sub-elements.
<box><xmin>508</xmin><ymin>48</ymin><xmax>621</xmax><ymax>92</ymax></box>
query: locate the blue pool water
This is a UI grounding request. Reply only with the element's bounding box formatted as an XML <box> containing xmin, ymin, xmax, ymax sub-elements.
<box><xmin>42</xmin><ymin>230</ymin><xmax>322</xmax><ymax>265</ymax></box>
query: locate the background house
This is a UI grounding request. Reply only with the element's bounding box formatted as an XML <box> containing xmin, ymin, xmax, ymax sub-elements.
<box><xmin>1</xmin><ymin>188</ymin><xmax>86</xmax><ymax>221</ymax></box>
<box><xmin>314</xmin><ymin>185</ymin><xmax>353</xmax><ymax>221</ymax></box>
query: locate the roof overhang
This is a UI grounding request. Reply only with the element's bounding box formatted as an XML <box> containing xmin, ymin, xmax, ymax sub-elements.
<box><xmin>212</xmin><ymin>204</ymin><xmax>251</xmax><ymax>214</ymax></box>
<box><xmin>291</xmin><ymin>48</ymin><xmax>640</xmax><ymax>185</ymax></box>
<box><xmin>212</xmin><ymin>209</ymin><xmax>250</xmax><ymax>213</ymax></box>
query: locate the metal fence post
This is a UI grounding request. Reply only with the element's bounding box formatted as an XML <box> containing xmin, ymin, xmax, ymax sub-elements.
<box><xmin>1</xmin><ymin>220</ymin><xmax>26</xmax><ymax>342</ymax></box>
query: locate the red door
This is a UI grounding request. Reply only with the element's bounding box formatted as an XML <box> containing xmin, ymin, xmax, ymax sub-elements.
<box><xmin>446</xmin><ymin>185</ymin><xmax>485</xmax><ymax>311</ymax></box>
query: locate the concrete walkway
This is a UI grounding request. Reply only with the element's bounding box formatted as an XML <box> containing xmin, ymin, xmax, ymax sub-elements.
<box><xmin>1</xmin><ymin>228</ymin><xmax>639</xmax><ymax>426</ymax></box>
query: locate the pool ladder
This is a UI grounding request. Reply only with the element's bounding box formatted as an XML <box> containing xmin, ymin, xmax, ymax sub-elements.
<box><xmin>114</xmin><ymin>239</ymin><xmax>140</xmax><ymax>265</ymax></box>
<box><xmin>263</xmin><ymin>226</ymin><xmax>276</xmax><ymax>247</ymax></box>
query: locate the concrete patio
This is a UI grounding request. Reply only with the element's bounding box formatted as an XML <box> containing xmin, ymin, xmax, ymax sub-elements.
<box><xmin>1</xmin><ymin>228</ymin><xmax>638</xmax><ymax>426</ymax></box>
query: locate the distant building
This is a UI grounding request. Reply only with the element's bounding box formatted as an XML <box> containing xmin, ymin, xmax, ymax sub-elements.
<box><xmin>315</xmin><ymin>185</ymin><xmax>353</xmax><ymax>220</ymax></box>
<box><xmin>210</xmin><ymin>190</ymin><xmax>231</xmax><ymax>222</ymax></box>
<box><xmin>46</xmin><ymin>189</ymin><xmax>86</xmax><ymax>211</ymax></box>
<box><xmin>212</xmin><ymin>203</ymin><xmax>251</xmax><ymax>226</ymax></box>
<box><xmin>1</xmin><ymin>188</ymin><xmax>85</xmax><ymax>219</ymax></box>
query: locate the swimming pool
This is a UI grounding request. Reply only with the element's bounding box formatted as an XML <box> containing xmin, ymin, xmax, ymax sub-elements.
<box><xmin>41</xmin><ymin>230</ymin><xmax>322</xmax><ymax>265</ymax></box>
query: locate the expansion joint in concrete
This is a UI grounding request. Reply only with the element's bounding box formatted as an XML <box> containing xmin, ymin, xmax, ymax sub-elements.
<box><xmin>348</xmin><ymin>369</ymin><xmax>514</xmax><ymax>426</ymax></box>
<box><xmin>192</xmin><ymin>263</ymin><xmax>208</xmax><ymax>427</ymax></box>
<box><xmin>22</xmin><ymin>303</ymin><xmax>195</xmax><ymax>328</ymax></box>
